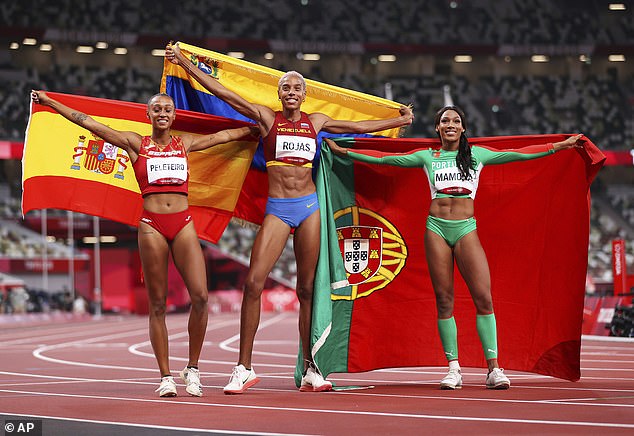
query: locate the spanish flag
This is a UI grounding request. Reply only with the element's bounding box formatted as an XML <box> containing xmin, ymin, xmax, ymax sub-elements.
<box><xmin>161</xmin><ymin>41</ymin><xmax>407</xmax><ymax>225</ymax></box>
<box><xmin>22</xmin><ymin>92</ymin><xmax>257</xmax><ymax>243</ymax></box>
<box><xmin>299</xmin><ymin>134</ymin><xmax>605</xmax><ymax>385</ymax></box>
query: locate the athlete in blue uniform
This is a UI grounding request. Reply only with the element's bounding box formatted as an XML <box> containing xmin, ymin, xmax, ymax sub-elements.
<box><xmin>166</xmin><ymin>42</ymin><xmax>414</xmax><ymax>393</ymax></box>
<box><xmin>326</xmin><ymin>105</ymin><xmax>583</xmax><ymax>390</ymax></box>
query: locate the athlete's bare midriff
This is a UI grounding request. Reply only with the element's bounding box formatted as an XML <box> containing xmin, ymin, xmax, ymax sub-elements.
<box><xmin>143</xmin><ymin>192</ymin><xmax>189</xmax><ymax>214</ymax></box>
<box><xmin>266</xmin><ymin>165</ymin><xmax>315</xmax><ymax>198</ymax></box>
<box><xmin>429</xmin><ymin>197</ymin><xmax>475</xmax><ymax>220</ymax></box>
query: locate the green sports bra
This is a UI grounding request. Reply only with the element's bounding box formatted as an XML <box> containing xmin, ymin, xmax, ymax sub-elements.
<box><xmin>347</xmin><ymin>143</ymin><xmax>554</xmax><ymax>200</ymax></box>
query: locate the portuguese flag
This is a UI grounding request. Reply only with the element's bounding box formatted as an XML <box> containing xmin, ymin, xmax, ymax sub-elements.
<box><xmin>296</xmin><ymin>134</ymin><xmax>605</xmax><ymax>385</ymax></box>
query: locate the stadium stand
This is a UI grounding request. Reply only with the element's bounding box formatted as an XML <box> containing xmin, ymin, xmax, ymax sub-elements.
<box><xmin>0</xmin><ymin>0</ymin><xmax>632</xmax><ymax>296</ymax></box>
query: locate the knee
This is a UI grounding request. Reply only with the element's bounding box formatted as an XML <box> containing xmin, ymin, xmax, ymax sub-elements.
<box><xmin>472</xmin><ymin>294</ymin><xmax>494</xmax><ymax>314</ymax></box>
<box><xmin>149</xmin><ymin>300</ymin><xmax>167</xmax><ymax>318</ymax></box>
<box><xmin>190</xmin><ymin>291</ymin><xmax>208</xmax><ymax>311</ymax></box>
<box><xmin>295</xmin><ymin>281</ymin><xmax>314</xmax><ymax>303</ymax></box>
<box><xmin>435</xmin><ymin>291</ymin><xmax>454</xmax><ymax>317</ymax></box>
<box><xmin>243</xmin><ymin>276</ymin><xmax>264</xmax><ymax>300</ymax></box>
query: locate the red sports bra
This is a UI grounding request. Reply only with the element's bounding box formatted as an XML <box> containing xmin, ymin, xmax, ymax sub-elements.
<box><xmin>262</xmin><ymin>111</ymin><xmax>318</xmax><ymax>168</ymax></box>
<box><xmin>133</xmin><ymin>136</ymin><xmax>189</xmax><ymax>197</ymax></box>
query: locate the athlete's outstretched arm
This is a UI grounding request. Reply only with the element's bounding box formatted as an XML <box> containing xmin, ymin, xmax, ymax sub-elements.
<box><xmin>313</xmin><ymin>105</ymin><xmax>413</xmax><ymax>134</ymax></box>
<box><xmin>185</xmin><ymin>125</ymin><xmax>259</xmax><ymax>152</ymax></box>
<box><xmin>553</xmin><ymin>134</ymin><xmax>584</xmax><ymax>151</ymax></box>
<box><xmin>323</xmin><ymin>137</ymin><xmax>427</xmax><ymax>168</ymax></box>
<box><xmin>31</xmin><ymin>90</ymin><xmax>141</xmax><ymax>155</ymax></box>
<box><xmin>476</xmin><ymin>134</ymin><xmax>585</xmax><ymax>165</ymax></box>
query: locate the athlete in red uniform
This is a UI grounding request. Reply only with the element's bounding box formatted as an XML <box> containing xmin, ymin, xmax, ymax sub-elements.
<box><xmin>31</xmin><ymin>90</ymin><xmax>257</xmax><ymax>397</ymax></box>
<box><xmin>166</xmin><ymin>42</ymin><xmax>414</xmax><ymax>394</ymax></box>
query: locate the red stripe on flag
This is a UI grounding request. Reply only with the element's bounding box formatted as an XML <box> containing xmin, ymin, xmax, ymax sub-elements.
<box><xmin>22</xmin><ymin>176</ymin><xmax>143</xmax><ymax>226</ymax></box>
<box><xmin>189</xmin><ymin>205</ymin><xmax>233</xmax><ymax>243</ymax></box>
<box><xmin>22</xmin><ymin>176</ymin><xmax>234</xmax><ymax>244</ymax></box>
<box><xmin>233</xmin><ymin>167</ymin><xmax>269</xmax><ymax>225</ymax></box>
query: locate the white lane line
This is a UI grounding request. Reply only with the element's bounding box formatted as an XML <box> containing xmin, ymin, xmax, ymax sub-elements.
<box><xmin>0</xmin><ymin>412</ymin><xmax>309</xmax><ymax>436</ymax></box>
<box><xmin>3</xmin><ymin>370</ymin><xmax>634</xmax><ymax>410</ymax></box>
<box><xmin>582</xmin><ymin>336</ymin><xmax>634</xmax><ymax>343</ymax></box>
<box><xmin>30</xmin><ymin>318</ymin><xmax>239</xmax><ymax>372</ymax></box>
<box><xmin>32</xmin><ymin>328</ymin><xmax>153</xmax><ymax>371</ymax></box>
<box><xmin>0</xmin><ymin>389</ymin><xmax>633</xmax><ymax>429</ymax></box>
<box><xmin>217</xmin><ymin>312</ymin><xmax>296</xmax><ymax>358</ymax></box>
<box><xmin>329</xmin><ymin>389</ymin><xmax>634</xmax><ymax>409</ymax></box>
<box><xmin>0</xmin><ymin>323</ymin><xmax>146</xmax><ymax>346</ymax></box>
<box><xmin>127</xmin><ymin>318</ymin><xmax>239</xmax><ymax>357</ymax></box>
<box><xmin>29</xmin><ymin>315</ymin><xmax>294</xmax><ymax>372</ymax></box>
<box><xmin>579</xmin><ymin>367</ymin><xmax>634</xmax><ymax>372</ymax></box>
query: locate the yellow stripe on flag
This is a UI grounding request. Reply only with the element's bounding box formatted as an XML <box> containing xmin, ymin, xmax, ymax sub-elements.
<box><xmin>187</xmin><ymin>140</ymin><xmax>255</xmax><ymax>211</ymax></box>
<box><xmin>161</xmin><ymin>42</ymin><xmax>406</xmax><ymax>138</ymax></box>
<box><xmin>23</xmin><ymin>111</ymin><xmax>146</xmax><ymax>192</ymax></box>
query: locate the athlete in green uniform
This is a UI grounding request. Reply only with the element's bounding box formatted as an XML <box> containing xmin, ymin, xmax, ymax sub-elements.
<box><xmin>325</xmin><ymin>105</ymin><xmax>583</xmax><ymax>390</ymax></box>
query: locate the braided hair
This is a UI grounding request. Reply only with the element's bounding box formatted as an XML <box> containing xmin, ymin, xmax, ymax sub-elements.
<box><xmin>434</xmin><ymin>105</ymin><xmax>473</xmax><ymax>181</ymax></box>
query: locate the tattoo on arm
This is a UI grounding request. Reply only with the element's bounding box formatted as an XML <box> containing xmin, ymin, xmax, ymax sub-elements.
<box><xmin>71</xmin><ymin>112</ymin><xmax>88</xmax><ymax>125</ymax></box>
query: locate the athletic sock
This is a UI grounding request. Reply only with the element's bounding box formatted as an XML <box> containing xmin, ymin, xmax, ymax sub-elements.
<box><xmin>476</xmin><ymin>313</ymin><xmax>499</xmax><ymax>361</ymax></box>
<box><xmin>448</xmin><ymin>360</ymin><xmax>461</xmax><ymax>371</ymax></box>
<box><xmin>437</xmin><ymin>316</ymin><xmax>459</xmax><ymax>362</ymax></box>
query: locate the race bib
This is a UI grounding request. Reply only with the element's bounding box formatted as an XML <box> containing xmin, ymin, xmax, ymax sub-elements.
<box><xmin>146</xmin><ymin>156</ymin><xmax>187</xmax><ymax>184</ymax></box>
<box><xmin>275</xmin><ymin>135</ymin><xmax>316</xmax><ymax>163</ymax></box>
<box><xmin>433</xmin><ymin>166</ymin><xmax>474</xmax><ymax>195</ymax></box>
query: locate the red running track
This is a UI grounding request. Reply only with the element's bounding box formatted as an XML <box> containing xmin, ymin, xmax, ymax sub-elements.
<box><xmin>0</xmin><ymin>311</ymin><xmax>633</xmax><ymax>435</ymax></box>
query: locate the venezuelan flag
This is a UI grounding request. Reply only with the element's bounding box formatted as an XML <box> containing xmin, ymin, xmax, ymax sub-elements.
<box><xmin>161</xmin><ymin>42</ymin><xmax>408</xmax><ymax>225</ymax></box>
<box><xmin>22</xmin><ymin>92</ymin><xmax>257</xmax><ymax>243</ymax></box>
<box><xmin>161</xmin><ymin>42</ymin><xmax>404</xmax><ymax>137</ymax></box>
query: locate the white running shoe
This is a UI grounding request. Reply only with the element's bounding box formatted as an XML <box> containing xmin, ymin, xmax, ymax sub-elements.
<box><xmin>486</xmin><ymin>368</ymin><xmax>511</xmax><ymax>389</ymax></box>
<box><xmin>300</xmin><ymin>364</ymin><xmax>332</xmax><ymax>392</ymax></box>
<box><xmin>180</xmin><ymin>367</ymin><xmax>203</xmax><ymax>397</ymax></box>
<box><xmin>440</xmin><ymin>368</ymin><xmax>463</xmax><ymax>390</ymax></box>
<box><xmin>155</xmin><ymin>375</ymin><xmax>177</xmax><ymax>397</ymax></box>
<box><xmin>223</xmin><ymin>364</ymin><xmax>260</xmax><ymax>395</ymax></box>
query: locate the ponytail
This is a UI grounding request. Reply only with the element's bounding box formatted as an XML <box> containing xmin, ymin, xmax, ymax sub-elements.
<box><xmin>456</xmin><ymin>132</ymin><xmax>474</xmax><ymax>181</ymax></box>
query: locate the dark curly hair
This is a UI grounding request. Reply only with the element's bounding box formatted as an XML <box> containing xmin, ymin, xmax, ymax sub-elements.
<box><xmin>434</xmin><ymin>105</ymin><xmax>473</xmax><ymax>181</ymax></box>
